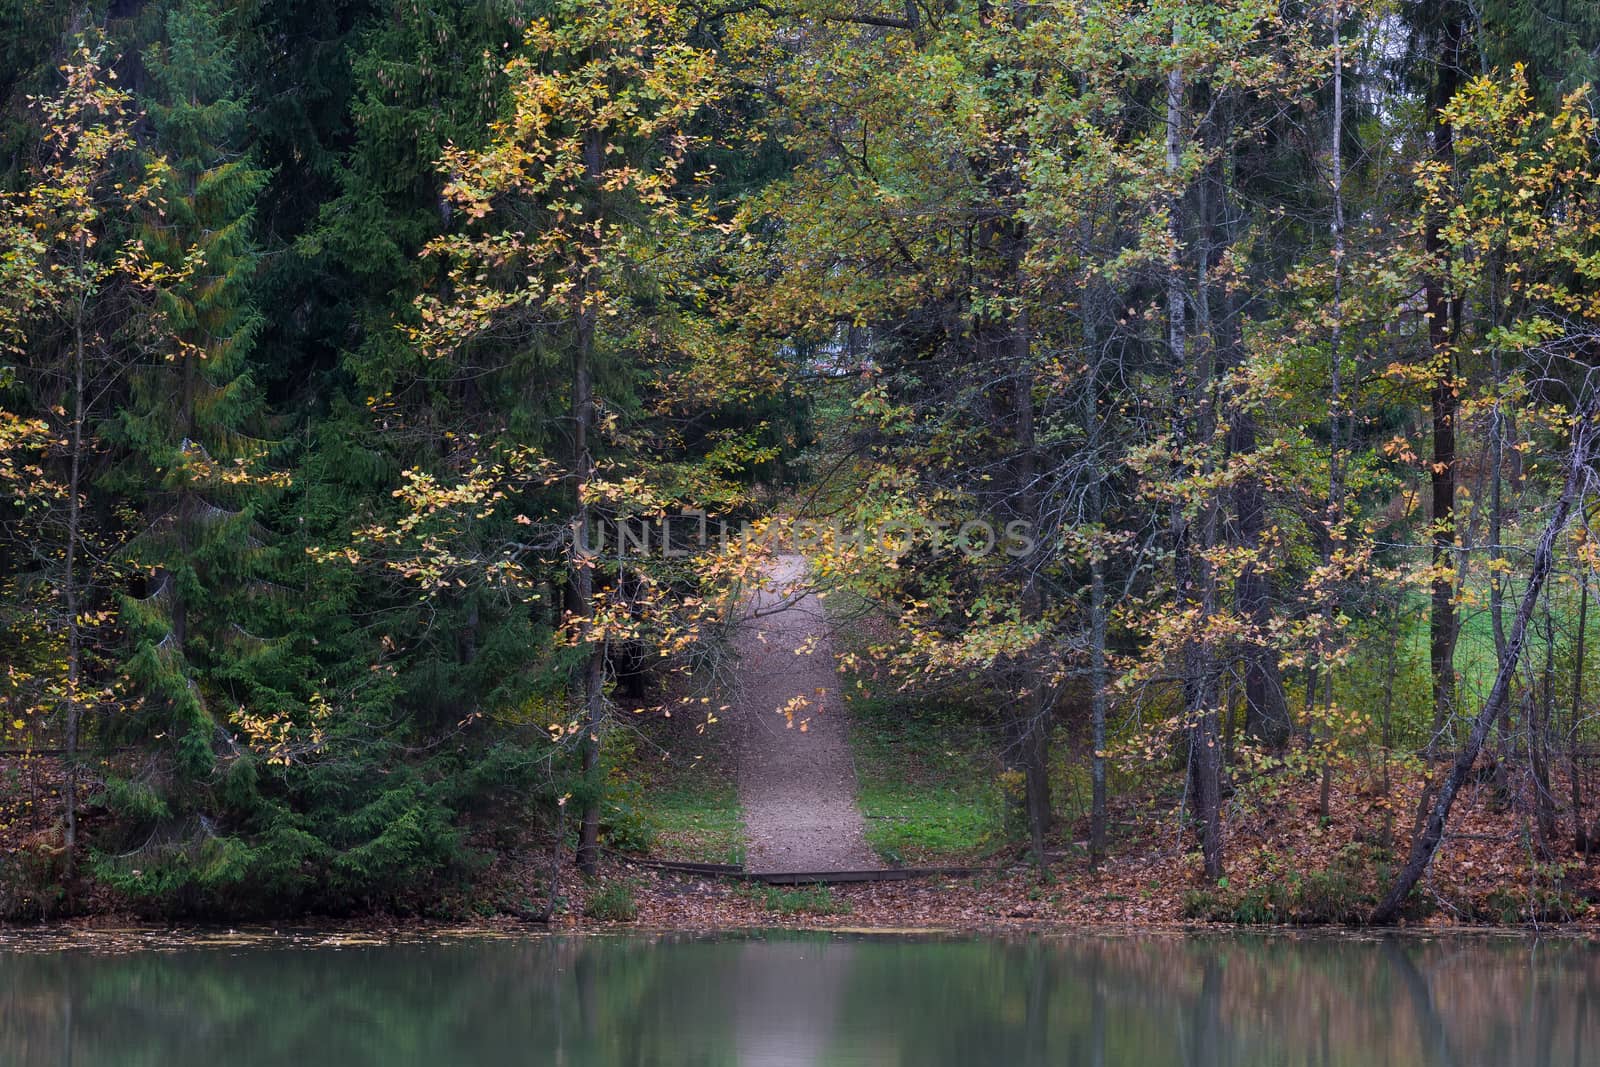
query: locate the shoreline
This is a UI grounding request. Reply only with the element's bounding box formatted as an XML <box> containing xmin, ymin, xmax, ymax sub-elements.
<box><xmin>3</xmin><ymin>919</ymin><xmax>1597</xmax><ymax>953</ymax></box>
<box><xmin>7</xmin><ymin>890</ymin><xmax>1600</xmax><ymax>949</ymax></box>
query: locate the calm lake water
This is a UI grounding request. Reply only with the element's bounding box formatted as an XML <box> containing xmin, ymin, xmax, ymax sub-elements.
<box><xmin>2</xmin><ymin>928</ymin><xmax>1598</xmax><ymax>1065</ymax></box>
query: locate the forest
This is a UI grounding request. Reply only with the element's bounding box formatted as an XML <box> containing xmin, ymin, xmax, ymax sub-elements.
<box><xmin>3</xmin><ymin>0</ymin><xmax>1600</xmax><ymax>928</ymax></box>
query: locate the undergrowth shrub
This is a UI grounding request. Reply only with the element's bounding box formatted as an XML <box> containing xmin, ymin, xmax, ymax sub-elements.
<box><xmin>600</xmin><ymin>788</ymin><xmax>658</xmax><ymax>855</ymax></box>
<box><xmin>1183</xmin><ymin>843</ymin><xmax>1429</xmax><ymax>925</ymax></box>
<box><xmin>599</xmin><ymin>733</ymin><xmax>658</xmax><ymax>854</ymax></box>
<box><xmin>0</xmin><ymin>833</ymin><xmax>65</xmax><ymax>921</ymax></box>
<box><xmin>584</xmin><ymin>880</ymin><xmax>639</xmax><ymax>921</ymax></box>
<box><xmin>1464</xmin><ymin>863</ymin><xmax>1588</xmax><ymax>924</ymax></box>
<box><xmin>85</xmin><ymin>736</ymin><xmax>555</xmax><ymax>918</ymax></box>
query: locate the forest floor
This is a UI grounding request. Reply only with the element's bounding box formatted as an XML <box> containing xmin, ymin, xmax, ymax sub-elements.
<box><xmin>579</xmin><ymin>602</ymin><xmax>1600</xmax><ymax>932</ymax></box>
<box><xmin>9</xmin><ymin>739</ymin><xmax>1600</xmax><ymax>930</ymax></box>
<box><xmin>11</xmin><ymin>564</ymin><xmax>1600</xmax><ymax>929</ymax></box>
<box><xmin>562</xmin><ymin>752</ymin><xmax>1600</xmax><ymax>931</ymax></box>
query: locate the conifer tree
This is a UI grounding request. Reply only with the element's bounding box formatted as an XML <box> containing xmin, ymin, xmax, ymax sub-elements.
<box><xmin>112</xmin><ymin>0</ymin><xmax>270</xmax><ymax>781</ymax></box>
<box><xmin>1481</xmin><ymin>0</ymin><xmax>1600</xmax><ymax>100</ymax></box>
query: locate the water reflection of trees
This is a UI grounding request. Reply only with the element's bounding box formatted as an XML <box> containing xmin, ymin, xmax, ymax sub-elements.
<box><xmin>2</xmin><ymin>933</ymin><xmax>1598</xmax><ymax>1065</ymax></box>
<box><xmin>830</xmin><ymin>933</ymin><xmax>1600</xmax><ymax>1067</ymax></box>
<box><xmin>1</xmin><ymin>936</ymin><xmax>737</xmax><ymax>1066</ymax></box>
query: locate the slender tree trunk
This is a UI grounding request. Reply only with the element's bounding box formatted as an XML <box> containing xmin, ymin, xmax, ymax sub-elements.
<box><xmin>1318</xmin><ymin>678</ymin><xmax>1333</xmax><ymax>817</ymax></box>
<box><xmin>61</xmin><ymin>275</ymin><xmax>88</xmax><ymax>895</ymax></box>
<box><xmin>1488</xmin><ymin>345</ymin><xmax>1513</xmax><ymax>794</ymax></box>
<box><xmin>1425</xmin><ymin>314</ymin><xmax>1459</xmax><ymax>753</ymax></box>
<box><xmin>1221</xmin><ymin>96</ymin><xmax>1287</xmax><ymax>749</ymax></box>
<box><xmin>1233</xmin><ymin>410</ymin><xmax>1289</xmax><ymax>749</ymax></box>
<box><xmin>1410</xmin><ymin>15</ymin><xmax>1466</xmax><ymax>850</ymax></box>
<box><xmin>1223</xmin><ymin>682</ymin><xmax>1238</xmax><ymax>767</ymax></box>
<box><xmin>542</xmin><ymin>795</ymin><xmax>567</xmax><ymax>922</ymax></box>
<box><xmin>1380</xmin><ymin>623</ymin><xmax>1400</xmax><ymax>850</ymax></box>
<box><xmin>1165</xmin><ymin>37</ymin><xmax>1187</xmax><ymax>440</ymax></box>
<box><xmin>1571</xmin><ymin>569</ymin><xmax>1588</xmax><ymax>852</ymax></box>
<box><xmin>1425</xmin><ymin>21</ymin><xmax>1463</xmax><ymax>756</ymax></box>
<box><xmin>1019</xmin><ymin>692</ymin><xmax>1050</xmax><ymax>873</ymax></box>
<box><xmin>1228</xmin><ymin>101</ymin><xmax>1286</xmax><ymax>744</ymax></box>
<box><xmin>1166</xmin><ymin>25</ymin><xmax>1222</xmax><ymax>881</ymax></box>
<box><xmin>1089</xmin><ymin>546</ymin><xmax>1109</xmax><ymax>867</ymax></box>
<box><xmin>575</xmin><ymin>617</ymin><xmax>605</xmax><ymax>877</ymax></box>
<box><xmin>1301</xmin><ymin>663</ymin><xmax>1318</xmax><ymax>741</ymax></box>
<box><xmin>1011</xmin><ymin>302</ymin><xmax>1052</xmax><ymax>872</ymax></box>
<box><xmin>1189</xmin><ymin>535</ymin><xmax>1225</xmax><ymax>883</ymax></box>
<box><xmin>573</xmin><ymin>352</ymin><xmax>606</xmax><ymax>875</ymax></box>
<box><xmin>1373</xmin><ymin>412</ymin><xmax>1593</xmax><ymax>923</ymax></box>
<box><xmin>1530</xmin><ymin>587</ymin><xmax>1558</xmax><ymax>852</ymax></box>
<box><xmin>575</xmin><ymin>130</ymin><xmax>607</xmax><ymax>878</ymax></box>
<box><xmin>1317</xmin><ymin>10</ymin><xmax>1348</xmax><ymax>819</ymax></box>
<box><xmin>1081</xmin><ymin>244</ymin><xmax>1111</xmax><ymax>868</ymax></box>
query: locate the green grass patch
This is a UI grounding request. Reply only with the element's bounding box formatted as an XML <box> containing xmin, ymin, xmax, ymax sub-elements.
<box><xmin>608</xmin><ymin>698</ymin><xmax>746</xmax><ymax>866</ymax></box>
<box><xmin>848</xmin><ymin>693</ymin><xmax>1006</xmax><ymax>865</ymax></box>
<box><xmin>646</xmin><ymin>779</ymin><xmax>746</xmax><ymax>866</ymax></box>
<box><xmin>740</xmin><ymin>882</ymin><xmax>850</xmax><ymax>916</ymax></box>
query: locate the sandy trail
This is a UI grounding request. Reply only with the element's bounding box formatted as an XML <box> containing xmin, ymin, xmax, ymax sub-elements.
<box><xmin>732</xmin><ymin>553</ymin><xmax>878</xmax><ymax>873</ymax></box>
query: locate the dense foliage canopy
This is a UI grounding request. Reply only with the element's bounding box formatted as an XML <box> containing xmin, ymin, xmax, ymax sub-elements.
<box><xmin>3</xmin><ymin>0</ymin><xmax>1600</xmax><ymax>922</ymax></box>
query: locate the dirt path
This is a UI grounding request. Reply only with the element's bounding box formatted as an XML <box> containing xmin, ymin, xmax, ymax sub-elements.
<box><xmin>732</xmin><ymin>553</ymin><xmax>878</xmax><ymax>873</ymax></box>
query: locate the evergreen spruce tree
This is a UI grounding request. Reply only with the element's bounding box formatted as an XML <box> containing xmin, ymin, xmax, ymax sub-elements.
<box><xmin>1481</xmin><ymin>0</ymin><xmax>1600</xmax><ymax>101</ymax></box>
<box><xmin>0</xmin><ymin>0</ymin><xmax>74</xmax><ymax>184</ymax></box>
<box><xmin>113</xmin><ymin>0</ymin><xmax>270</xmax><ymax>782</ymax></box>
<box><xmin>296</xmin><ymin>0</ymin><xmax>548</xmax><ymax>730</ymax></box>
